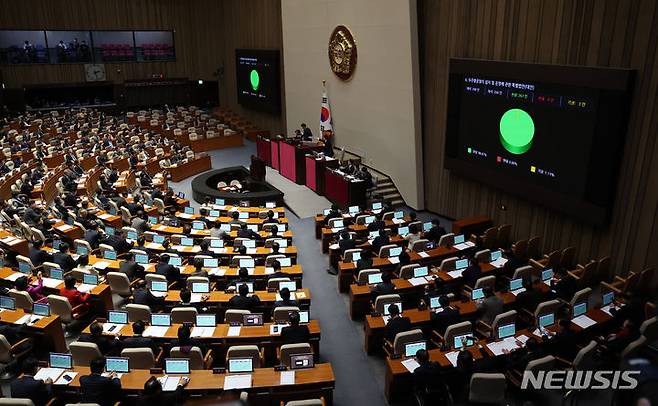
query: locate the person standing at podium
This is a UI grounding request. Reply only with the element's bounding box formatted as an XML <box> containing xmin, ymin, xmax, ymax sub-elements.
<box><xmin>300</xmin><ymin>123</ymin><xmax>313</xmax><ymax>141</ymax></box>
<box><xmin>321</xmin><ymin>130</ymin><xmax>334</xmax><ymax>157</ymax></box>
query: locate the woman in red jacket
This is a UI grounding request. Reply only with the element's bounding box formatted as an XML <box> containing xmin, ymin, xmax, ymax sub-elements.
<box><xmin>59</xmin><ymin>275</ymin><xmax>90</xmax><ymax>311</ymax></box>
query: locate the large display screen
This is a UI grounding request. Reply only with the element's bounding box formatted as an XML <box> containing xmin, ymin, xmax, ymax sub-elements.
<box><xmin>235</xmin><ymin>49</ymin><xmax>281</xmax><ymax>113</ymax></box>
<box><xmin>444</xmin><ymin>58</ymin><xmax>634</xmax><ymax>225</ymax></box>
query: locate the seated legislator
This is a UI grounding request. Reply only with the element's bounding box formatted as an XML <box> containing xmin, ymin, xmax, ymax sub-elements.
<box><xmin>79</xmin><ymin>357</ymin><xmax>122</xmax><ymax>406</ymax></box>
<box><xmin>371</xmin><ymin>271</ymin><xmax>396</xmax><ymax>300</ymax></box>
<box><xmin>281</xmin><ymin>311</ymin><xmax>310</xmax><ymax>344</ymax></box>
<box><xmin>430</xmin><ymin>295</ymin><xmax>461</xmax><ymax>336</ymax></box>
<box><xmin>422</xmin><ymin>220</ymin><xmax>446</xmax><ymax>244</ymax></box>
<box><xmin>371</xmin><ymin>229</ymin><xmax>390</xmax><ymax>255</ymax></box>
<box><xmin>132</xmin><ymin>280</ymin><xmax>166</xmax><ymax>308</ymax></box>
<box><xmin>156</xmin><ymin>254</ymin><xmax>181</xmax><ymax>283</ymax></box>
<box><xmin>121</xmin><ymin>320</ymin><xmax>156</xmax><ymax>351</ymax></box>
<box><xmin>79</xmin><ymin>321</ymin><xmax>120</xmax><ymax>355</ymax></box>
<box><xmin>10</xmin><ymin>357</ymin><xmax>53</xmax><ymax>406</ymax></box>
<box><xmin>119</xmin><ymin>252</ymin><xmax>144</xmax><ymax>280</ymax></box>
<box><xmin>356</xmin><ymin>249</ymin><xmax>374</xmax><ymax>271</ymax></box>
<box><xmin>412</xmin><ymin>349</ymin><xmax>446</xmax><ymax>400</ymax></box>
<box><xmin>338</xmin><ymin>231</ymin><xmax>356</xmax><ymax>256</ymax></box>
<box><xmin>29</xmin><ymin>239</ymin><xmax>53</xmax><ymax>266</ymax></box>
<box><xmin>59</xmin><ymin>275</ymin><xmax>91</xmax><ymax>311</ymax></box>
<box><xmin>53</xmin><ymin>242</ymin><xmax>79</xmax><ymax>272</ymax></box>
<box><xmin>228</xmin><ymin>283</ymin><xmax>261</xmax><ymax>311</ymax></box>
<box><xmin>476</xmin><ymin>286</ymin><xmax>503</xmax><ymax>325</ymax></box>
<box><xmin>140</xmin><ymin>375</ymin><xmax>189</xmax><ymax>406</ymax></box>
<box><xmin>14</xmin><ymin>274</ymin><xmax>46</xmax><ymax>303</ymax></box>
<box><xmin>461</xmin><ymin>254</ymin><xmax>483</xmax><ymax>288</ymax></box>
<box><xmin>385</xmin><ymin>304</ymin><xmax>412</xmax><ymax>342</ymax></box>
<box><xmin>274</xmin><ymin>287</ymin><xmax>299</xmax><ymax>308</ymax></box>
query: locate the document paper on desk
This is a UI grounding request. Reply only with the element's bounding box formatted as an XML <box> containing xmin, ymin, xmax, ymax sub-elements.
<box><xmin>227</xmin><ymin>326</ymin><xmax>242</xmax><ymax>337</ymax></box>
<box><xmin>158</xmin><ymin>376</ymin><xmax>181</xmax><ymax>391</ymax></box>
<box><xmin>447</xmin><ymin>269</ymin><xmax>464</xmax><ymax>279</ymax></box>
<box><xmin>41</xmin><ymin>277</ymin><xmax>63</xmax><ymax>288</ymax></box>
<box><xmin>5</xmin><ymin>272</ymin><xmax>24</xmax><ymax>282</ymax></box>
<box><xmin>454</xmin><ymin>241</ymin><xmax>476</xmax><ymax>250</ymax></box>
<box><xmin>572</xmin><ymin>315</ymin><xmax>597</xmax><ymax>329</ymax></box>
<box><xmin>76</xmin><ymin>283</ymin><xmax>95</xmax><ymax>294</ymax></box>
<box><xmin>224</xmin><ymin>374</ymin><xmax>252</xmax><ymax>390</ymax></box>
<box><xmin>388</xmin><ymin>257</ymin><xmax>400</xmax><ymax>264</ymax></box>
<box><xmin>444</xmin><ymin>351</ymin><xmax>460</xmax><ymax>367</ymax></box>
<box><xmin>93</xmin><ymin>261</ymin><xmax>110</xmax><ymax>270</ymax></box>
<box><xmin>34</xmin><ymin>367</ymin><xmax>65</xmax><ymax>382</ymax></box>
<box><xmin>418</xmin><ymin>251</ymin><xmax>430</xmax><ymax>258</ymax></box>
<box><xmin>408</xmin><ymin>277</ymin><xmax>428</xmax><ymax>286</ymax></box>
<box><xmin>280</xmin><ymin>370</ymin><xmax>295</xmax><ymax>385</ymax></box>
<box><xmin>490</xmin><ymin>257</ymin><xmax>508</xmax><ymax>268</ymax></box>
<box><xmin>143</xmin><ymin>326</ymin><xmax>170</xmax><ymax>337</ymax></box>
<box><xmin>55</xmin><ymin>371</ymin><xmax>78</xmax><ymax>385</ymax></box>
<box><xmin>401</xmin><ymin>358</ymin><xmax>420</xmax><ymax>373</ymax></box>
<box><xmin>486</xmin><ymin>336</ymin><xmax>523</xmax><ymax>356</ymax></box>
<box><xmin>191</xmin><ymin>327</ymin><xmax>215</xmax><ymax>338</ymax></box>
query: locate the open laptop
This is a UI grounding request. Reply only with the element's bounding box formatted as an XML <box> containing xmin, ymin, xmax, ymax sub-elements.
<box><xmin>413</xmin><ymin>266</ymin><xmax>429</xmax><ymax>278</ymax></box>
<box><xmin>471</xmin><ymin>288</ymin><xmax>485</xmax><ymax>300</ymax></box>
<box><xmin>227</xmin><ymin>357</ymin><xmax>253</xmax><ymax>373</ymax></box>
<box><xmin>383</xmin><ymin>302</ymin><xmax>402</xmax><ymax>316</ymax></box>
<box><xmin>196</xmin><ymin>314</ymin><xmax>216</xmax><ymax>327</ymax></box>
<box><xmin>0</xmin><ymin>296</ymin><xmax>16</xmax><ymax>310</ymax></box>
<box><xmin>498</xmin><ymin>323</ymin><xmax>516</xmax><ymax>339</ymax></box>
<box><xmin>367</xmin><ymin>273</ymin><xmax>383</xmax><ymax>285</ymax></box>
<box><xmin>278</xmin><ymin>281</ymin><xmax>297</xmax><ymax>292</ymax></box>
<box><xmin>108</xmin><ymin>310</ymin><xmax>128</xmax><ymax>325</ymax></box>
<box><xmin>538</xmin><ymin>313</ymin><xmax>555</xmax><ymax>328</ymax></box>
<box><xmin>453</xmin><ymin>334</ymin><xmax>475</xmax><ymax>349</ymax></box>
<box><xmin>169</xmin><ymin>256</ymin><xmax>183</xmax><ymax>267</ymax></box>
<box><xmin>105</xmin><ymin>357</ymin><xmax>130</xmax><ymax>373</ymax></box>
<box><xmin>203</xmin><ymin>258</ymin><xmax>219</xmax><ymax>268</ymax></box>
<box><xmin>573</xmin><ymin>302</ymin><xmax>587</xmax><ymax>318</ymax></box>
<box><xmin>192</xmin><ymin>282</ymin><xmax>210</xmax><ymax>293</ymax></box>
<box><xmin>541</xmin><ymin>268</ymin><xmax>554</xmax><ymax>282</ymax></box>
<box><xmin>33</xmin><ymin>303</ymin><xmax>50</xmax><ymax>317</ymax></box>
<box><xmin>151</xmin><ymin>313</ymin><xmax>172</xmax><ymax>327</ymax></box>
<box><xmin>404</xmin><ymin>341</ymin><xmax>426</xmax><ymax>358</ymax></box>
<box><xmin>49</xmin><ymin>353</ymin><xmax>72</xmax><ymax>369</ymax></box>
<box><xmin>165</xmin><ymin>358</ymin><xmax>190</xmax><ymax>374</ymax></box>
<box><xmin>455</xmin><ymin>258</ymin><xmax>469</xmax><ymax>270</ymax></box>
<box><xmin>429</xmin><ymin>296</ymin><xmax>442</xmax><ymax>310</ymax></box>
<box><xmin>509</xmin><ymin>278</ymin><xmax>523</xmax><ymax>292</ymax></box>
<box><xmin>135</xmin><ymin>253</ymin><xmax>149</xmax><ymax>265</ymax></box>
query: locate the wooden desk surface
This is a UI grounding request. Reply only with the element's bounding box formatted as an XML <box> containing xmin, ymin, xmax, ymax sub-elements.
<box><xmin>163</xmin><ymin>288</ymin><xmax>311</xmax><ymax>304</ymax></box>
<box><xmin>84</xmin><ymin>320</ymin><xmax>321</xmax><ymax>341</ymax></box>
<box><xmin>0</xmin><ymin>307</ymin><xmax>67</xmax><ymax>352</ymax></box>
<box><xmin>60</xmin><ymin>363</ymin><xmax>335</xmax><ymax>391</ymax></box>
<box><xmin>144</xmin><ymin>263</ymin><xmax>303</xmax><ymax>278</ymax></box>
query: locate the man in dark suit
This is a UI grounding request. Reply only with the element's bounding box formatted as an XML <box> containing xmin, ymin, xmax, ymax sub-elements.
<box><xmin>338</xmin><ymin>231</ymin><xmax>356</xmax><ymax>256</ymax></box>
<box><xmin>228</xmin><ymin>283</ymin><xmax>261</xmax><ymax>311</ymax></box>
<box><xmin>477</xmin><ymin>287</ymin><xmax>504</xmax><ymax>325</ymax></box>
<box><xmin>280</xmin><ymin>311</ymin><xmax>310</xmax><ymax>344</ymax></box>
<box><xmin>29</xmin><ymin>239</ymin><xmax>52</xmax><ymax>267</ymax></box>
<box><xmin>371</xmin><ymin>229</ymin><xmax>390</xmax><ymax>255</ymax></box>
<box><xmin>155</xmin><ymin>254</ymin><xmax>180</xmax><ymax>283</ymax></box>
<box><xmin>196</xmin><ymin>240</ymin><xmax>214</xmax><ymax>257</ymax></box>
<box><xmin>53</xmin><ymin>242</ymin><xmax>78</xmax><ymax>272</ymax></box>
<box><xmin>371</xmin><ymin>271</ymin><xmax>396</xmax><ymax>300</ymax></box>
<box><xmin>79</xmin><ymin>322</ymin><xmax>119</xmax><ymax>355</ymax></box>
<box><xmin>461</xmin><ymin>255</ymin><xmax>482</xmax><ymax>288</ymax></box>
<box><xmin>515</xmin><ymin>277</ymin><xmax>546</xmax><ymax>312</ymax></box>
<box><xmin>367</xmin><ymin>218</ymin><xmax>386</xmax><ymax>233</ymax></box>
<box><xmin>10</xmin><ymin>357</ymin><xmax>53</xmax><ymax>406</ymax></box>
<box><xmin>79</xmin><ymin>357</ymin><xmax>122</xmax><ymax>406</ymax></box>
<box><xmin>423</xmin><ymin>219</ymin><xmax>447</xmax><ymax>243</ymax></box>
<box><xmin>274</xmin><ymin>287</ymin><xmax>300</xmax><ymax>308</ymax></box>
<box><xmin>430</xmin><ymin>295</ymin><xmax>461</xmax><ymax>336</ymax></box>
<box><xmin>237</xmin><ymin>223</ymin><xmax>260</xmax><ymax>240</ymax></box>
<box><xmin>102</xmin><ymin>230</ymin><xmax>133</xmax><ymax>254</ymax></box>
<box><xmin>84</xmin><ymin>222</ymin><xmax>103</xmax><ymax>249</ymax></box>
<box><xmin>412</xmin><ymin>349</ymin><xmax>444</xmax><ymax>393</ymax></box>
<box><xmin>120</xmin><ymin>320</ymin><xmax>156</xmax><ymax>351</ymax></box>
<box><xmin>323</xmin><ymin>204</ymin><xmax>341</xmax><ymax>226</ymax></box>
<box><xmin>132</xmin><ymin>281</ymin><xmax>165</xmax><ymax>308</ymax></box>
<box><xmin>300</xmin><ymin>123</ymin><xmax>313</xmax><ymax>141</ymax></box>
<box><xmin>385</xmin><ymin>304</ymin><xmax>412</xmax><ymax>342</ymax></box>
<box><xmin>355</xmin><ymin>249</ymin><xmax>374</xmax><ymax>271</ymax></box>
<box><xmin>118</xmin><ymin>252</ymin><xmax>143</xmax><ymax>280</ymax></box>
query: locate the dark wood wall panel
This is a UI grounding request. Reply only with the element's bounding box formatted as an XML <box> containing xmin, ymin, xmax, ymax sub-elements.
<box><xmin>419</xmin><ymin>0</ymin><xmax>658</xmax><ymax>275</ymax></box>
<box><xmin>0</xmin><ymin>0</ymin><xmax>285</xmax><ymax>133</ymax></box>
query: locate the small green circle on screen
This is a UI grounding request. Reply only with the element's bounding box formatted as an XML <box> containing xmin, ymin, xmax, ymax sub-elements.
<box><xmin>499</xmin><ymin>108</ymin><xmax>535</xmax><ymax>155</ymax></box>
<box><xmin>250</xmin><ymin>70</ymin><xmax>260</xmax><ymax>91</ymax></box>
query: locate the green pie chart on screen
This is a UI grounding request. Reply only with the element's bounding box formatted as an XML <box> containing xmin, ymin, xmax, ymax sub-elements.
<box><xmin>250</xmin><ymin>69</ymin><xmax>260</xmax><ymax>91</ymax></box>
<box><xmin>499</xmin><ymin>108</ymin><xmax>535</xmax><ymax>155</ymax></box>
